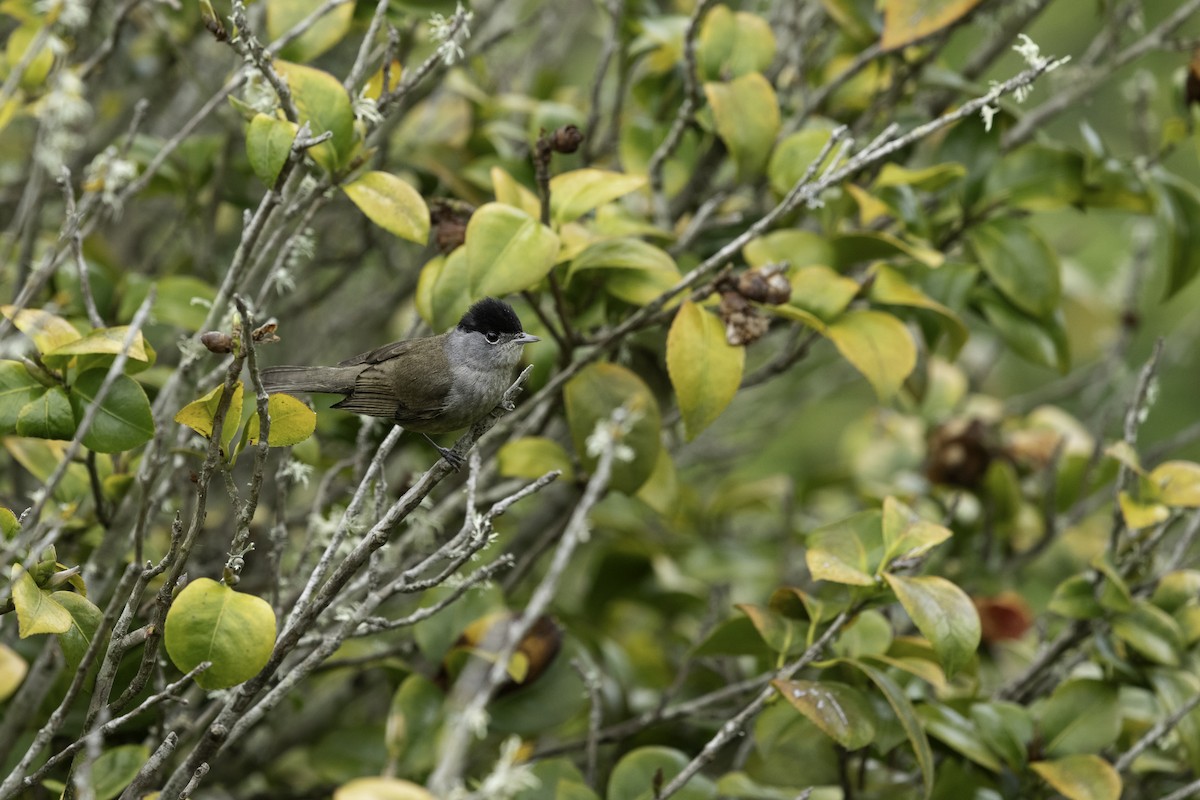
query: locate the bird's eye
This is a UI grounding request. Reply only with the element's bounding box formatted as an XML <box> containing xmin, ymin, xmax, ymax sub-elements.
<box><xmin>485</xmin><ymin>331</ymin><xmax>501</xmax><ymax>344</ymax></box>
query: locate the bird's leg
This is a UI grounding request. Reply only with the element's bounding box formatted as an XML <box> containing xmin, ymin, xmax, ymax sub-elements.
<box><xmin>422</xmin><ymin>433</ymin><xmax>465</xmax><ymax>470</ymax></box>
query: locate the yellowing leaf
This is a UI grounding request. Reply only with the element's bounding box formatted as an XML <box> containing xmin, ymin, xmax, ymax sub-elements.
<box><xmin>343</xmin><ymin>171</ymin><xmax>431</xmax><ymax>244</ymax></box>
<box><xmin>1118</xmin><ymin>491</ymin><xmax>1169</xmax><ymax>530</ymax></box>
<box><xmin>789</xmin><ymin>265</ymin><xmax>859</xmax><ymax>321</ymax></box>
<box><xmin>497</xmin><ymin>437</ymin><xmax>574</xmax><ymax>481</ymax></box>
<box><xmin>43</xmin><ymin>326</ymin><xmax>149</xmax><ymax>363</ymax></box>
<box><xmin>465</xmin><ymin>203</ymin><xmax>560</xmax><ymax>297</ymax></box>
<box><xmin>880</xmin><ymin>0</ymin><xmax>983</xmax><ymax>51</ymax></box>
<box><xmin>825</xmin><ymin>310</ymin><xmax>916</xmax><ymax>399</ymax></box>
<box><xmin>247</xmin><ymin>392</ymin><xmax>317</xmax><ymax>447</ymax></box>
<box><xmin>743</xmin><ymin>229</ymin><xmax>835</xmax><ymax>270</ymax></box>
<box><xmin>549</xmin><ymin>169</ymin><xmax>646</xmax><ymax>225</ymax></box>
<box><xmin>563</xmin><ymin>363</ymin><xmax>661</xmax><ymax>495</ymax></box>
<box><xmin>705</xmin><ymin>72</ymin><xmax>780</xmax><ymax>179</ymax></box>
<box><xmin>174</xmin><ymin>382</ymin><xmax>244</xmax><ymax>450</ymax></box>
<box><xmin>163</xmin><ymin>577</ymin><xmax>276</xmax><ymax>689</ymax></box>
<box><xmin>10</xmin><ymin>565</ymin><xmax>73</xmax><ymax>638</ymax></box>
<box><xmin>1151</xmin><ymin>461</ymin><xmax>1200</xmax><ymax>507</ymax></box>
<box><xmin>0</xmin><ymin>643</ymin><xmax>27</xmax><ymax>701</ymax></box>
<box><xmin>1031</xmin><ymin>755</ymin><xmax>1121</xmax><ymax>800</ymax></box>
<box><xmin>490</xmin><ymin>166</ymin><xmax>541</xmax><ymax>218</ymax></box>
<box><xmin>333</xmin><ymin>778</ymin><xmax>437</xmax><ymax>800</ymax></box>
<box><xmin>870</xmin><ymin>264</ymin><xmax>967</xmax><ymax>355</ymax></box>
<box><xmin>666</xmin><ymin>301</ymin><xmax>744</xmax><ymax>440</ymax></box>
<box><xmin>1</xmin><ymin>306</ymin><xmax>81</xmax><ymax>354</ymax></box>
<box><xmin>416</xmin><ymin>249</ymin><xmax>471</xmax><ymax>333</ymax></box>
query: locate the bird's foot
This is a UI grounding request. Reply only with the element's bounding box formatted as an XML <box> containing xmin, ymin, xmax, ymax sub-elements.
<box><xmin>500</xmin><ymin>398</ymin><xmax>516</xmax><ymax>412</ymax></box>
<box><xmin>437</xmin><ymin>445</ymin><xmax>465</xmax><ymax>471</ymax></box>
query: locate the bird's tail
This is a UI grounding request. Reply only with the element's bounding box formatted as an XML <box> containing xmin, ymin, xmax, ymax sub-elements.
<box><xmin>260</xmin><ymin>365</ymin><xmax>358</xmax><ymax>395</ymax></box>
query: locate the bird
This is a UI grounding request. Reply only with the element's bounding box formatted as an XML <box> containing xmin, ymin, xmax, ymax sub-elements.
<box><xmin>260</xmin><ymin>298</ymin><xmax>539</xmax><ymax>466</ymax></box>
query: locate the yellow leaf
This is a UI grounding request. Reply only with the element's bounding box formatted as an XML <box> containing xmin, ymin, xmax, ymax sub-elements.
<box><xmin>666</xmin><ymin>300</ymin><xmax>744</xmax><ymax>440</ymax></box>
<box><xmin>1031</xmin><ymin>755</ymin><xmax>1121</xmax><ymax>800</ymax></box>
<box><xmin>1151</xmin><ymin>461</ymin><xmax>1200</xmax><ymax>507</ymax></box>
<box><xmin>825</xmin><ymin>310</ymin><xmax>916</xmax><ymax>399</ymax></box>
<box><xmin>880</xmin><ymin>0</ymin><xmax>983</xmax><ymax>51</ymax></box>
<box><xmin>343</xmin><ymin>171</ymin><xmax>431</xmax><ymax>244</ymax></box>
<box><xmin>1</xmin><ymin>306</ymin><xmax>81</xmax><ymax>354</ymax></box>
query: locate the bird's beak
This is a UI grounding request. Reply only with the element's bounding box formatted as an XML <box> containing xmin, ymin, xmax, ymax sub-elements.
<box><xmin>515</xmin><ymin>333</ymin><xmax>540</xmax><ymax>344</ymax></box>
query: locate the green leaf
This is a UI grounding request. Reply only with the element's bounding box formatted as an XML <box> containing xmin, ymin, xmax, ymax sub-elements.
<box><xmin>883</xmin><ymin>573</ymin><xmax>980</xmax><ymax>677</ymax></box>
<box><xmin>6</xmin><ymin>25</ymin><xmax>54</xmax><ymax>90</ymax></box>
<box><xmin>4</xmin><ymin>439</ymin><xmax>91</xmax><ymax>503</ymax></box>
<box><xmin>416</xmin><ymin>249</ymin><xmax>472</xmax><ymax>333</ymax></box>
<box><xmin>1112</xmin><ymin>600</ymin><xmax>1184</xmax><ymax>666</ymax></box>
<box><xmin>497</xmin><ymin>437</ymin><xmax>574</xmax><ymax>481</ymax></box>
<box><xmin>917</xmin><ymin>702</ymin><xmax>1003</xmax><ymax>772</ymax></box>
<box><xmin>767</xmin><ymin>122</ymin><xmax>838</xmax><ymax>196</ymax></box>
<box><xmin>490</xmin><ymin>166</ymin><xmax>541</xmax><ymax>218</ymax></box>
<box><xmin>549</xmin><ymin>169</ymin><xmax>646</xmax><ymax>225</ymax></box>
<box><xmin>52</xmin><ymin>590</ymin><xmax>103</xmax><ymax>673</ymax></box>
<box><xmin>981</xmin><ymin>144</ymin><xmax>1084</xmax><ymax>211</ymax></box>
<box><xmin>246</xmin><ymin>391</ymin><xmax>317</xmax><ymax>447</ymax></box>
<box><xmin>0</xmin><ymin>361</ymin><xmax>44</xmax><ymax>434</ymax></box>
<box><xmin>635</xmin><ymin>447</ymin><xmax>679</xmax><ymax>517</ymax></box>
<box><xmin>343</xmin><ymin>171</ymin><xmax>431</xmax><ymax>244</ymax></box>
<box><xmin>1035</xmin><ymin>679</ymin><xmax>1120</xmax><ymax>757</ymax></box>
<box><xmin>880</xmin><ymin>0</ymin><xmax>983</xmax><ymax>50</ymax></box>
<box><xmin>967</xmin><ymin>218</ymin><xmax>1061</xmax><ymax>319</ymax></box>
<box><xmin>832</xmin><ymin>231</ymin><xmax>944</xmax><ymax>269</ymax></box>
<box><xmin>91</xmin><ymin>744</ymin><xmax>151</xmax><ymax>800</ymax></box>
<box><xmin>465</xmin><ymin>203</ymin><xmax>560</xmax><ymax>297</ymax></box>
<box><xmin>1150</xmin><ymin>670</ymin><xmax>1200</xmax><ymax>773</ymax></box>
<box><xmin>121</xmin><ymin>275</ymin><xmax>217</xmax><ymax>333</ymax></box>
<box><xmin>697</xmin><ymin>5</ymin><xmax>777</xmax><ymax>80</ymax></box>
<box><xmin>880</xmin><ymin>496</ymin><xmax>952</xmax><ymax>566</ymax></box>
<box><xmin>174</xmin><ymin>382</ymin><xmax>244</xmax><ymax>450</ymax></box>
<box><xmin>976</xmin><ymin>293</ymin><xmax>1070</xmax><ymax>373</ymax></box>
<box><xmin>0</xmin><ymin>506</ymin><xmax>17</xmax><ymax>538</ymax></box>
<box><xmin>67</xmin><ymin>369</ymin><xmax>154</xmax><ymax>453</ymax></box>
<box><xmin>805</xmin><ymin>509</ymin><xmax>881</xmax><ymax>586</ymax></box>
<box><xmin>825</xmin><ymin>310</ymin><xmax>917</xmax><ymax>399</ymax></box>
<box><xmin>1153</xmin><ymin>172</ymin><xmax>1200</xmax><ymax>299</ymax></box>
<box><xmin>10</xmin><ymin>564</ymin><xmax>73</xmax><ymax>637</ymax></box>
<box><xmin>246</xmin><ymin>113</ymin><xmax>297</xmax><ymax>186</ymax></box>
<box><xmin>1</xmin><ymin>305</ymin><xmax>81</xmax><ymax>354</ymax></box>
<box><xmin>274</xmin><ymin>61</ymin><xmax>356</xmax><ymax>173</ymax></box>
<box><xmin>704</xmin><ymin>72</ymin><xmax>780</xmax><ymax>179</ymax></box>
<box><xmin>386</xmin><ymin>674</ymin><xmax>444</xmax><ymax>774</ymax></box>
<box><xmin>1048</xmin><ymin>574</ymin><xmax>1102</xmax><ymax>620</ymax></box>
<box><xmin>970</xmin><ymin>702</ymin><xmax>1033</xmax><ymax>770</ymax></box>
<box><xmin>567</xmin><ymin>238</ymin><xmax>681</xmax><ymax>306</ymax></box>
<box><xmin>789</xmin><ymin>266</ymin><xmax>859</xmax><ymax>322</ymax></box>
<box><xmin>267</xmin><ymin>0</ymin><xmax>354</xmax><ymax>62</ymax></box>
<box><xmin>563</xmin><ymin>363</ymin><xmax>661</xmax><ymax>495</ymax></box>
<box><xmin>874</xmin><ymin>162</ymin><xmax>967</xmax><ymax>191</ymax></box>
<box><xmin>848</xmin><ymin>659</ymin><xmax>935</xmax><ymax>797</ymax></box>
<box><xmin>163</xmin><ymin>577</ymin><xmax>277</xmax><ymax>689</ymax></box>
<box><xmin>870</xmin><ymin>265</ymin><xmax>968</xmax><ymax>355</ymax></box>
<box><xmin>607</xmin><ymin>746</ymin><xmax>716</xmax><ymax>800</ymax></box>
<box><xmin>666</xmin><ymin>300</ymin><xmax>744</xmax><ymax>440</ymax></box>
<box><xmin>1031</xmin><ymin>755</ymin><xmax>1121</xmax><ymax>800</ymax></box>
<box><xmin>772</xmin><ymin>679</ymin><xmax>875</xmax><ymax>749</ymax></box>
<box><xmin>0</xmin><ymin>643</ymin><xmax>26</xmax><ymax>702</ymax></box>
<box><xmin>15</xmin><ymin>387</ymin><xmax>75</xmax><ymax>440</ymax></box>
<box><xmin>743</xmin><ymin>229</ymin><xmax>835</xmax><ymax>270</ymax></box>
<box><xmin>514</xmin><ymin>759</ymin><xmax>599</xmax><ymax>800</ymax></box>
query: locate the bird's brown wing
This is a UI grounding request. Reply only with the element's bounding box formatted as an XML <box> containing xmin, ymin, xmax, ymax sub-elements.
<box><xmin>330</xmin><ymin>345</ymin><xmax>452</xmax><ymax>428</ymax></box>
<box><xmin>336</xmin><ymin>338</ymin><xmax>420</xmax><ymax>367</ymax></box>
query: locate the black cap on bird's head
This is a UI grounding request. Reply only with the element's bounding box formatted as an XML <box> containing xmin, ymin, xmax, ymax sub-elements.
<box><xmin>457</xmin><ymin>297</ymin><xmax>526</xmax><ymax>336</ymax></box>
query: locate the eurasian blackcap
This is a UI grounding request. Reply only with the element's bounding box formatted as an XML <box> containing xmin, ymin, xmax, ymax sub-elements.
<box><xmin>261</xmin><ymin>298</ymin><xmax>539</xmax><ymax>465</ymax></box>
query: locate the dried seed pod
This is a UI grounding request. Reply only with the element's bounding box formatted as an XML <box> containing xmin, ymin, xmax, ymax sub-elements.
<box><xmin>736</xmin><ymin>270</ymin><xmax>772</xmax><ymax>303</ymax></box>
<box><xmin>430</xmin><ymin>199</ymin><xmax>473</xmax><ymax>254</ymax></box>
<box><xmin>720</xmin><ymin>290</ymin><xmax>769</xmax><ymax>346</ymax></box>
<box><xmin>252</xmin><ymin>320</ymin><xmax>279</xmax><ymax>343</ymax></box>
<box><xmin>764</xmin><ymin>272</ymin><xmax>792</xmax><ymax>305</ymax></box>
<box><xmin>924</xmin><ymin>418</ymin><xmax>993</xmax><ymax>490</ymax></box>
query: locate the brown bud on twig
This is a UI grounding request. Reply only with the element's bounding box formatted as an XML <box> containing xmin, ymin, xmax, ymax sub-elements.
<box><xmin>734</xmin><ymin>262</ymin><xmax>792</xmax><ymax>305</ymax></box>
<box><xmin>200</xmin><ymin>331</ymin><xmax>233</xmax><ymax>354</ymax></box>
<box><xmin>548</xmin><ymin>124</ymin><xmax>584</xmax><ymax>154</ymax></box>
